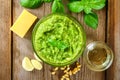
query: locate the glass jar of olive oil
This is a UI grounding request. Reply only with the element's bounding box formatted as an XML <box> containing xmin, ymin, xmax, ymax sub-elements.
<box><xmin>83</xmin><ymin>41</ymin><xmax>113</xmax><ymax>71</ymax></box>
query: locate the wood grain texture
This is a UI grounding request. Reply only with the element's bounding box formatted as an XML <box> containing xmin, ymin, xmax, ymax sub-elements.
<box><xmin>0</xmin><ymin>0</ymin><xmax>118</xmax><ymax>80</ymax></box>
<box><xmin>0</xmin><ymin>0</ymin><xmax>11</xmax><ymax>80</ymax></box>
<box><xmin>12</xmin><ymin>0</ymin><xmax>106</xmax><ymax>80</ymax></box>
<box><xmin>107</xmin><ymin>0</ymin><xmax>120</xmax><ymax>80</ymax></box>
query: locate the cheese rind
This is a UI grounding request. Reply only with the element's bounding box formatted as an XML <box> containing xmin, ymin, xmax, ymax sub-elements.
<box><xmin>10</xmin><ymin>9</ymin><xmax>37</xmax><ymax>38</ymax></box>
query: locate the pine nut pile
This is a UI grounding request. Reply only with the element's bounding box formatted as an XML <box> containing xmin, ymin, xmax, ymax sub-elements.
<box><xmin>51</xmin><ymin>62</ymin><xmax>81</xmax><ymax>80</ymax></box>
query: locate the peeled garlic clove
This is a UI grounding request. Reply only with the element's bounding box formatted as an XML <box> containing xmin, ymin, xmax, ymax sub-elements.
<box><xmin>34</xmin><ymin>53</ymin><xmax>42</xmax><ymax>62</ymax></box>
<box><xmin>22</xmin><ymin>57</ymin><xmax>34</xmax><ymax>71</ymax></box>
<box><xmin>31</xmin><ymin>59</ymin><xmax>42</xmax><ymax>70</ymax></box>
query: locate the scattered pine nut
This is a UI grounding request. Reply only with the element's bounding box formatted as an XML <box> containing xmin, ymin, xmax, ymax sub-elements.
<box><xmin>68</xmin><ymin>70</ymin><xmax>72</xmax><ymax>75</ymax></box>
<box><xmin>60</xmin><ymin>78</ymin><xmax>64</xmax><ymax>80</ymax></box>
<box><xmin>76</xmin><ymin>62</ymin><xmax>79</xmax><ymax>65</ymax></box>
<box><xmin>73</xmin><ymin>68</ymin><xmax>78</xmax><ymax>72</ymax></box>
<box><xmin>66</xmin><ymin>77</ymin><xmax>70</xmax><ymax>80</ymax></box>
<box><xmin>77</xmin><ymin>68</ymin><xmax>80</xmax><ymax>71</ymax></box>
<box><xmin>54</xmin><ymin>67</ymin><xmax>59</xmax><ymax>71</ymax></box>
<box><xmin>51</xmin><ymin>71</ymin><xmax>56</xmax><ymax>75</ymax></box>
<box><xmin>62</xmin><ymin>75</ymin><xmax>66</xmax><ymax>78</ymax></box>
<box><xmin>64</xmin><ymin>70</ymin><xmax>68</xmax><ymax>73</ymax></box>
<box><xmin>64</xmin><ymin>74</ymin><xmax>69</xmax><ymax>77</ymax></box>
<box><xmin>51</xmin><ymin>62</ymin><xmax>81</xmax><ymax>80</ymax></box>
<box><xmin>65</xmin><ymin>71</ymin><xmax>69</xmax><ymax>74</ymax></box>
<box><xmin>66</xmin><ymin>67</ymin><xmax>70</xmax><ymax>71</ymax></box>
<box><xmin>60</xmin><ymin>66</ymin><xmax>66</xmax><ymax>70</ymax></box>
<box><xmin>77</xmin><ymin>65</ymin><xmax>81</xmax><ymax>68</ymax></box>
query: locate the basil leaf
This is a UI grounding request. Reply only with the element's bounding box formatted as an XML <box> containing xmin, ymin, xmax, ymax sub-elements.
<box><xmin>68</xmin><ymin>1</ymin><xmax>84</xmax><ymax>13</ymax></box>
<box><xmin>82</xmin><ymin>0</ymin><xmax>106</xmax><ymax>10</ymax></box>
<box><xmin>69</xmin><ymin>0</ymin><xmax>80</xmax><ymax>2</ymax></box>
<box><xmin>84</xmin><ymin>6</ymin><xmax>92</xmax><ymax>14</ymax></box>
<box><xmin>90</xmin><ymin>0</ymin><xmax>106</xmax><ymax>10</ymax></box>
<box><xmin>81</xmin><ymin>0</ymin><xmax>88</xmax><ymax>1</ymax></box>
<box><xmin>20</xmin><ymin>0</ymin><xmax>43</xmax><ymax>9</ymax></box>
<box><xmin>52</xmin><ymin>0</ymin><xmax>65</xmax><ymax>13</ymax></box>
<box><xmin>43</xmin><ymin>0</ymin><xmax>53</xmax><ymax>3</ymax></box>
<box><xmin>84</xmin><ymin>12</ymin><xmax>98</xmax><ymax>29</ymax></box>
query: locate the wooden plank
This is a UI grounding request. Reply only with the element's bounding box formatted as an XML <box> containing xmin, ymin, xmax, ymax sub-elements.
<box><xmin>106</xmin><ymin>0</ymin><xmax>120</xmax><ymax>80</ymax></box>
<box><xmin>12</xmin><ymin>0</ymin><xmax>45</xmax><ymax>80</ymax></box>
<box><xmin>12</xmin><ymin>0</ymin><xmax>106</xmax><ymax>80</ymax></box>
<box><xmin>0</xmin><ymin>0</ymin><xmax>11</xmax><ymax>80</ymax></box>
<box><xmin>43</xmin><ymin>3</ymin><xmax>53</xmax><ymax>80</ymax></box>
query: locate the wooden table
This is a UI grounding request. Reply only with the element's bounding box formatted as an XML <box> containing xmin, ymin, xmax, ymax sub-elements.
<box><xmin>0</xmin><ymin>0</ymin><xmax>120</xmax><ymax>80</ymax></box>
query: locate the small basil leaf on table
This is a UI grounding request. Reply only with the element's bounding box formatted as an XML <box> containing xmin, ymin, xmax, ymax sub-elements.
<box><xmin>84</xmin><ymin>12</ymin><xmax>98</xmax><ymax>29</ymax></box>
<box><xmin>69</xmin><ymin>0</ymin><xmax>80</xmax><ymax>2</ymax></box>
<box><xmin>82</xmin><ymin>0</ymin><xmax>106</xmax><ymax>10</ymax></box>
<box><xmin>90</xmin><ymin>0</ymin><xmax>106</xmax><ymax>10</ymax></box>
<box><xmin>84</xmin><ymin>6</ymin><xmax>92</xmax><ymax>14</ymax></box>
<box><xmin>68</xmin><ymin>1</ymin><xmax>84</xmax><ymax>13</ymax></box>
<box><xmin>83</xmin><ymin>0</ymin><xmax>106</xmax><ymax>13</ymax></box>
<box><xmin>43</xmin><ymin>0</ymin><xmax>53</xmax><ymax>3</ymax></box>
<box><xmin>20</xmin><ymin>0</ymin><xmax>43</xmax><ymax>9</ymax></box>
<box><xmin>52</xmin><ymin>0</ymin><xmax>65</xmax><ymax>13</ymax></box>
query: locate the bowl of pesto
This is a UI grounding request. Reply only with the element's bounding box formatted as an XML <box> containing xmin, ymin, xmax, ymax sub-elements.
<box><xmin>32</xmin><ymin>13</ymin><xmax>86</xmax><ymax>66</ymax></box>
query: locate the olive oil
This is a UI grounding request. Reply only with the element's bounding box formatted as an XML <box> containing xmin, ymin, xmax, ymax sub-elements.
<box><xmin>83</xmin><ymin>41</ymin><xmax>113</xmax><ymax>71</ymax></box>
<box><xmin>88</xmin><ymin>48</ymin><xmax>107</xmax><ymax>65</ymax></box>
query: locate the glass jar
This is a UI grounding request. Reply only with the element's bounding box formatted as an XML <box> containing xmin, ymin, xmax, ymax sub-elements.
<box><xmin>83</xmin><ymin>41</ymin><xmax>114</xmax><ymax>71</ymax></box>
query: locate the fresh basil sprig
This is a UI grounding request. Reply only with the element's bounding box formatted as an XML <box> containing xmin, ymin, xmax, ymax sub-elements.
<box><xmin>20</xmin><ymin>0</ymin><xmax>106</xmax><ymax>29</ymax></box>
<box><xmin>68</xmin><ymin>0</ymin><xmax>106</xmax><ymax>29</ymax></box>
<box><xmin>68</xmin><ymin>0</ymin><xmax>106</xmax><ymax>13</ymax></box>
<box><xmin>84</xmin><ymin>12</ymin><xmax>98</xmax><ymax>29</ymax></box>
<box><xmin>67</xmin><ymin>1</ymin><xmax>84</xmax><ymax>13</ymax></box>
<box><xmin>52</xmin><ymin>0</ymin><xmax>65</xmax><ymax>13</ymax></box>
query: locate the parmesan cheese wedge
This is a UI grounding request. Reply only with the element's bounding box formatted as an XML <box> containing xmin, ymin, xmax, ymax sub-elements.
<box><xmin>10</xmin><ymin>9</ymin><xmax>37</xmax><ymax>38</ymax></box>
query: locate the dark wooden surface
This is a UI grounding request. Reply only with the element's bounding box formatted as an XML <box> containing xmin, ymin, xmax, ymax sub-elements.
<box><xmin>106</xmin><ymin>0</ymin><xmax>120</xmax><ymax>80</ymax></box>
<box><xmin>0</xmin><ymin>0</ymin><xmax>120</xmax><ymax>80</ymax></box>
<box><xmin>0</xmin><ymin>0</ymin><xmax>11</xmax><ymax>80</ymax></box>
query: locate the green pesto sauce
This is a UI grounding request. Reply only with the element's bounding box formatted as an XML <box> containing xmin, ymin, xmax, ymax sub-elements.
<box><xmin>32</xmin><ymin>14</ymin><xmax>86</xmax><ymax>66</ymax></box>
